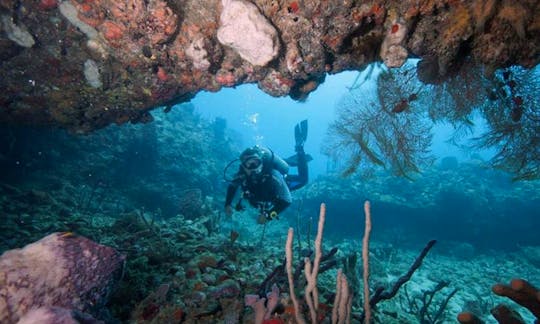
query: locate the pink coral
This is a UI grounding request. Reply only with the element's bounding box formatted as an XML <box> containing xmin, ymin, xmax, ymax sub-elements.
<box><xmin>39</xmin><ymin>0</ymin><xmax>57</xmax><ymax>10</ymax></box>
<box><xmin>156</xmin><ymin>66</ymin><xmax>169</xmax><ymax>82</ymax></box>
<box><xmin>245</xmin><ymin>284</ymin><xmax>281</xmax><ymax>324</ymax></box>
<box><xmin>215</xmin><ymin>72</ymin><xmax>236</xmax><ymax>87</ymax></box>
<box><xmin>100</xmin><ymin>20</ymin><xmax>124</xmax><ymax>42</ymax></box>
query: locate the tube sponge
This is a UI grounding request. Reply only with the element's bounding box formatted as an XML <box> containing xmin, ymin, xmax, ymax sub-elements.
<box><xmin>217</xmin><ymin>0</ymin><xmax>280</xmax><ymax>66</ymax></box>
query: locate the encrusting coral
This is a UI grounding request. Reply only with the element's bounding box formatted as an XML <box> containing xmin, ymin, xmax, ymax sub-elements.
<box><xmin>0</xmin><ymin>0</ymin><xmax>537</xmax><ymax>132</ymax></box>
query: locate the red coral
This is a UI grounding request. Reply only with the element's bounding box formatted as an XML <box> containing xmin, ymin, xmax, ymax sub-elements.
<box><xmin>512</xmin><ymin>96</ymin><xmax>523</xmax><ymax>106</ymax></box>
<box><xmin>215</xmin><ymin>73</ymin><xmax>236</xmax><ymax>87</ymax></box>
<box><xmin>392</xmin><ymin>99</ymin><xmax>408</xmax><ymax>113</ymax></box>
<box><xmin>263</xmin><ymin>318</ymin><xmax>284</xmax><ymax>324</ymax></box>
<box><xmin>288</xmin><ymin>2</ymin><xmax>299</xmax><ymax>14</ymax></box>
<box><xmin>275</xmin><ymin>74</ymin><xmax>295</xmax><ymax>87</ymax></box>
<box><xmin>370</xmin><ymin>4</ymin><xmax>386</xmax><ymax>25</ymax></box>
<box><xmin>173</xmin><ymin>308</ymin><xmax>184</xmax><ymax>321</ymax></box>
<box><xmin>317</xmin><ymin>303</ymin><xmax>332</xmax><ymax>322</ymax></box>
<box><xmin>185</xmin><ymin>268</ymin><xmax>198</xmax><ymax>279</ymax></box>
<box><xmin>511</xmin><ymin>106</ymin><xmax>523</xmax><ymax>122</ymax></box>
<box><xmin>156</xmin><ymin>67</ymin><xmax>168</xmax><ymax>82</ymax></box>
<box><xmin>75</xmin><ymin>2</ymin><xmax>104</xmax><ymax>28</ymax></box>
<box><xmin>141</xmin><ymin>302</ymin><xmax>160</xmax><ymax>321</ymax></box>
<box><xmin>80</xmin><ymin>3</ymin><xmax>93</xmax><ymax>13</ymax></box>
<box><xmin>323</xmin><ymin>35</ymin><xmax>343</xmax><ymax>52</ymax></box>
<box><xmin>39</xmin><ymin>0</ymin><xmax>57</xmax><ymax>10</ymax></box>
<box><xmin>100</xmin><ymin>21</ymin><xmax>124</xmax><ymax>41</ymax></box>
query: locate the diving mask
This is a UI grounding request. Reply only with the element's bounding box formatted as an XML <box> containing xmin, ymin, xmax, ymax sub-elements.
<box><xmin>242</xmin><ymin>157</ymin><xmax>263</xmax><ymax>174</ymax></box>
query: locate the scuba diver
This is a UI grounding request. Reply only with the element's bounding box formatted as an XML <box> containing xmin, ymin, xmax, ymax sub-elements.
<box><xmin>224</xmin><ymin>120</ymin><xmax>311</xmax><ymax>223</ymax></box>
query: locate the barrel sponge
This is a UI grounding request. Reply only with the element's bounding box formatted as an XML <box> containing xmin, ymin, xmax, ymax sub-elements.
<box><xmin>0</xmin><ymin>233</ymin><xmax>125</xmax><ymax>323</ymax></box>
<box><xmin>217</xmin><ymin>0</ymin><xmax>280</xmax><ymax>66</ymax></box>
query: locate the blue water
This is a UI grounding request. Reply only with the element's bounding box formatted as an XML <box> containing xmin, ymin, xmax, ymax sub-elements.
<box><xmin>192</xmin><ymin>72</ymin><xmax>359</xmax><ymax>178</ymax></box>
<box><xmin>186</xmin><ymin>67</ymin><xmax>539</xmax><ymax>251</ymax></box>
<box><xmin>192</xmin><ymin>70</ymin><xmax>493</xmax><ymax>178</ymax></box>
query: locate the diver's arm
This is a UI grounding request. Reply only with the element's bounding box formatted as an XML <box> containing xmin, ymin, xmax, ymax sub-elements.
<box><xmin>224</xmin><ymin>184</ymin><xmax>239</xmax><ymax>217</ymax></box>
<box><xmin>225</xmin><ymin>183</ymin><xmax>238</xmax><ymax>208</ymax></box>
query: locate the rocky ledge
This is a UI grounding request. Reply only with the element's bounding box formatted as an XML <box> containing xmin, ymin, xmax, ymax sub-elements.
<box><xmin>0</xmin><ymin>0</ymin><xmax>538</xmax><ymax>132</ymax></box>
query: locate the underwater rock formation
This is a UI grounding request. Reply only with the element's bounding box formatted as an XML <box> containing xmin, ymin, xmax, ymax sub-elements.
<box><xmin>16</xmin><ymin>306</ymin><xmax>102</xmax><ymax>324</ymax></box>
<box><xmin>0</xmin><ymin>232</ymin><xmax>125</xmax><ymax>323</ymax></box>
<box><xmin>0</xmin><ymin>0</ymin><xmax>538</xmax><ymax>132</ymax></box>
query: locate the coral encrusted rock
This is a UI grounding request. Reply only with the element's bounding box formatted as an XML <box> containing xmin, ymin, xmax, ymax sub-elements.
<box><xmin>16</xmin><ymin>306</ymin><xmax>102</xmax><ymax>324</ymax></box>
<box><xmin>0</xmin><ymin>232</ymin><xmax>125</xmax><ymax>323</ymax></box>
<box><xmin>217</xmin><ymin>0</ymin><xmax>280</xmax><ymax>67</ymax></box>
<box><xmin>0</xmin><ymin>0</ymin><xmax>538</xmax><ymax>132</ymax></box>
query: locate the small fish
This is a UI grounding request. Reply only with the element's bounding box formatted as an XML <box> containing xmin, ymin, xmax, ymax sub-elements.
<box><xmin>392</xmin><ymin>99</ymin><xmax>408</xmax><ymax>113</ymax></box>
<box><xmin>512</xmin><ymin>96</ymin><xmax>523</xmax><ymax>107</ymax></box>
<box><xmin>511</xmin><ymin>106</ymin><xmax>523</xmax><ymax>122</ymax></box>
<box><xmin>230</xmin><ymin>230</ymin><xmax>239</xmax><ymax>243</ymax></box>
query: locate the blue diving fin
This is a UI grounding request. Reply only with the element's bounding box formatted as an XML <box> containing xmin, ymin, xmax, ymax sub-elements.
<box><xmin>294</xmin><ymin>119</ymin><xmax>308</xmax><ymax>150</ymax></box>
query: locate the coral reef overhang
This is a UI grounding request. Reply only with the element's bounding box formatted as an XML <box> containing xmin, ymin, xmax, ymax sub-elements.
<box><xmin>0</xmin><ymin>0</ymin><xmax>538</xmax><ymax>133</ymax></box>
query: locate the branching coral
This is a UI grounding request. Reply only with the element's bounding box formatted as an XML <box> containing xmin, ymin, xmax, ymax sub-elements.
<box><xmin>327</xmin><ymin>58</ymin><xmax>539</xmax><ymax>181</ymax></box>
<box><xmin>418</xmin><ymin>63</ymin><xmax>540</xmax><ymax>181</ymax></box>
<box><xmin>426</xmin><ymin>60</ymin><xmax>487</xmax><ymax>125</ymax></box>
<box><xmin>416</xmin><ymin>61</ymin><xmax>539</xmax><ymax>180</ymax></box>
<box><xmin>324</xmin><ymin>63</ymin><xmax>433</xmax><ymax>178</ymax></box>
<box><xmin>474</xmin><ymin>66</ymin><xmax>540</xmax><ymax>180</ymax></box>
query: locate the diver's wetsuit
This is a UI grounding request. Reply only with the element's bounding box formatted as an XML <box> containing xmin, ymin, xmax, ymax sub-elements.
<box><xmin>285</xmin><ymin>146</ymin><xmax>308</xmax><ymax>191</ymax></box>
<box><xmin>225</xmin><ymin>146</ymin><xmax>308</xmax><ymax>217</ymax></box>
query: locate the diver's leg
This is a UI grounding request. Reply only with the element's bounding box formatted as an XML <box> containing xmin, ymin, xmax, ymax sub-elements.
<box><xmin>287</xmin><ymin>147</ymin><xmax>308</xmax><ymax>191</ymax></box>
<box><xmin>296</xmin><ymin>146</ymin><xmax>308</xmax><ymax>186</ymax></box>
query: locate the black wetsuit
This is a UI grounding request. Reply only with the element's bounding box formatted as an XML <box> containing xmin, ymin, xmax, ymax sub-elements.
<box><xmin>225</xmin><ymin>146</ymin><xmax>308</xmax><ymax>216</ymax></box>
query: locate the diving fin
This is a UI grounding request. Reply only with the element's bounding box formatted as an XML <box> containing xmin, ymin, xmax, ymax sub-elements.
<box><xmin>285</xmin><ymin>153</ymin><xmax>313</xmax><ymax>167</ymax></box>
<box><xmin>294</xmin><ymin>119</ymin><xmax>308</xmax><ymax>149</ymax></box>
